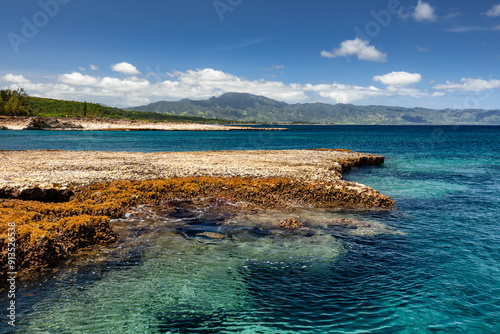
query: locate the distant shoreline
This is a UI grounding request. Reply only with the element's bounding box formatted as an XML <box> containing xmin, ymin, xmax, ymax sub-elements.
<box><xmin>2</xmin><ymin>117</ymin><xmax>498</xmax><ymax>131</ymax></box>
<box><xmin>0</xmin><ymin>116</ymin><xmax>287</xmax><ymax>131</ymax></box>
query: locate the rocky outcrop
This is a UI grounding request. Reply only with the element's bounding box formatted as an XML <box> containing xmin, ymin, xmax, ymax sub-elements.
<box><xmin>1</xmin><ymin>215</ymin><xmax>116</xmax><ymax>276</ymax></box>
<box><xmin>24</xmin><ymin>117</ymin><xmax>84</xmax><ymax>130</ymax></box>
<box><xmin>0</xmin><ymin>149</ymin><xmax>394</xmax><ymax>276</ymax></box>
<box><xmin>0</xmin><ymin>187</ymin><xmax>74</xmax><ymax>202</ymax></box>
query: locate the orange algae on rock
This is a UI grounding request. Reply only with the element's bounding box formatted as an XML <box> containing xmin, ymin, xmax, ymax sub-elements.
<box><xmin>0</xmin><ymin>176</ymin><xmax>394</xmax><ymax>276</ymax></box>
<box><xmin>0</xmin><ymin>198</ymin><xmax>119</xmax><ymax>276</ymax></box>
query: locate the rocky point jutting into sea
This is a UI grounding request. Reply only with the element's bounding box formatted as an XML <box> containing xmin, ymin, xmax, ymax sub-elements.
<box><xmin>0</xmin><ymin>149</ymin><xmax>393</xmax><ymax>276</ymax></box>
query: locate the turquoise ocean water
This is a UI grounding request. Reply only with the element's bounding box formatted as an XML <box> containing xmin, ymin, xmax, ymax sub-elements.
<box><xmin>0</xmin><ymin>126</ymin><xmax>499</xmax><ymax>333</ymax></box>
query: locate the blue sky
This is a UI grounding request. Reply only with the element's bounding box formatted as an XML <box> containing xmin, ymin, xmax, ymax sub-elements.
<box><xmin>1</xmin><ymin>0</ymin><xmax>499</xmax><ymax>109</ymax></box>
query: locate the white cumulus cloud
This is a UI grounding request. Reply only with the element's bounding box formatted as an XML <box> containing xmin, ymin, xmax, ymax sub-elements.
<box><xmin>59</xmin><ymin>72</ymin><xmax>100</xmax><ymax>86</ymax></box>
<box><xmin>3</xmin><ymin>74</ymin><xmax>31</xmax><ymax>83</ymax></box>
<box><xmin>485</xmin><ymin>4</ymin><xmax>500</xmax><ymax>17</ymax></box>
<box><xmin>305</xmin><ymin>83</ymin><xmax>387</xmax><ymax>104</ymax></box>
<box><xmin>433</xmin><ymin>78</ymin><xmax>500</xmax><ymax>92</ymax></box>
<box><xmin>321</xmin><ymin>38</ymin><xmax>387</xmax><ymax>62</ymax></box>
<box><xmin>373</xmin><ymin>71</ymin><xmax>422</xmax><ymax>86</ymax></box>
<box><xmin>90</xmin><ymin>64</ymin><xmax>99</xmax><ymax>71</ymax></box>
<box><xmin>413</xmin><ymin>0</ymin><xmax>437</xmax><ymax>22</ymax></box>
<box><xmin>100</xmin><ymin>76</ymin><xmax>150</xmax><ymax>92</ymax></box>
<box><xmin>111</xmin><ymin>62</ymin><xmax>141</xmax><ymax>75</ymax></box>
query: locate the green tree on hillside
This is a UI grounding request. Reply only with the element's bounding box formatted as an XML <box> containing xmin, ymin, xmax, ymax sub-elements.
<box><xmin>0</xmin><ymin>89</ymin><xmax>34</xmax><ymax>116</ymax></box>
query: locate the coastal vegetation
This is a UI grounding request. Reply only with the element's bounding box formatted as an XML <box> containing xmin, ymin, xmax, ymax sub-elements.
<box><xmin>0</xmin><ymin>89</ymin><xmax>35</xmax><ymax>116</ymax></box>
<box><xmin>0</xmin><ymin>89</ymin><xmax>243</xmax><ymax>124</ymax></box>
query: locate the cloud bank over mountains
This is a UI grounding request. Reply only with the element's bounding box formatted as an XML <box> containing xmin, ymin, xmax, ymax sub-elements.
<box><xmin>1</xmin><ymin>62</ymin><xmax>498</xmax><ymax>108</ymax></box>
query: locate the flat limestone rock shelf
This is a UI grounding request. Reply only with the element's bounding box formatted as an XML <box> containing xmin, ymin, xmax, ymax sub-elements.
<box><xmin>0</xmin><ymin>149</ymin><xmax>393</xmax><ymax>276</ymax></box>
<box><xmin>0</xmin><ymin>149</ymin><xmax>384</xmax><ymax>188</ymax></box>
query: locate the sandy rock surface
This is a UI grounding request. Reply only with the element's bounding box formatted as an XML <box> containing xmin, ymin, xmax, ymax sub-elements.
<box><xmin>0</xmin><ymin>149</ymin><xmax>383</xmax><ymax>189</ymax></box>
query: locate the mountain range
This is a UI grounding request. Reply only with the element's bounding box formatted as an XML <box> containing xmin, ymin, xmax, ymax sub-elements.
<box><xmin>126</xmin><ymin>92</ymin><xmax>500</xmax><ymax>125</ymax></box>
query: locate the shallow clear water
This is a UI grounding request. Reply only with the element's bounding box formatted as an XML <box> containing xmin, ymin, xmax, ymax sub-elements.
<box><xmin>1</xmin><ymin>126</ymin><xmax>499</xmax><ymax>333</ymax></box>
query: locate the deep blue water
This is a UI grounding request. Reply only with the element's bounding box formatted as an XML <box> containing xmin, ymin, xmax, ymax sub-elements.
<box><xmin>1</xmin><ymin>126</ymin><xmax>499</xmax><ymax>333</ymax></box>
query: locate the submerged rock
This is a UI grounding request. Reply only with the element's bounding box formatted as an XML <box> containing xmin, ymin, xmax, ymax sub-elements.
<box><xmin>279</xmin><ymin>217</ymin><xmax>303</xmax><ymax>229</ymax></box>
<box><xmin>326</xmin><ymin>217</ymin><xmax>406</xmax><ymax>237</ymax></box>
<box><xmin>327</xmin><ymin>218</ymin><xmax>371</xmax><ymax>229</ymax></box>
<box><xmin>196</xmin><ymin>232</ymin><xmax>226</xmax><ymax>239</ymax></box>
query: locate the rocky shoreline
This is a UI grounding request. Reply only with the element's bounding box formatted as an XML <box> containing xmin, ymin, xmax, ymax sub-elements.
<box><xmin>0</xmin><ymin>149</ymin><xmax>393</xmax><ymax>276</ymax></box>
<box><xmin>0</xmin><ymin>116</ymin><xmax>285</xmax><ymax>131</ymax></box>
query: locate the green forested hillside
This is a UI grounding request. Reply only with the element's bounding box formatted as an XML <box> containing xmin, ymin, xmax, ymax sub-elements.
<box><xmin>27</xmin><ymin>97</ymin><xmax>240</xmax><ymax>123</ymax></box>
<box><xmin>0</xmin><ymin>90</ymin><xmax>240</xmax><ymax>124</ymax></box>
<box><xmin>127</xmin><ymin>92</ymin><xmax>500</xmax><ymax>125</ymax></box>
